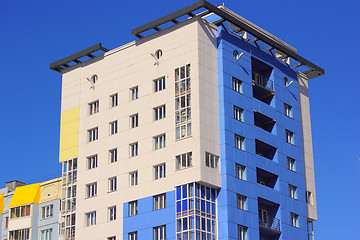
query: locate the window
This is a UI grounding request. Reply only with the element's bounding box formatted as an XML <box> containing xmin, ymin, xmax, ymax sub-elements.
<box><xmin>287</xmin><ymin>157</ymin><xmax>296</xmax><ymax>172</ymax></box>
<box><xmin>284</xmin><ymin>103</ymin><xmax>293</xmax><ymax>118</ymax></box>
<box><xmin>4</xmin><ymin>216</ymin><xmax>8</xmax><ymax>229</ymax></box>
<box><xmin>10</xmin><ymin>205</ymin><xmax>31</xmax><ymax>219</ymax></box>
<box><xmin>237</xmin><ymin>194</ymin><xmax>247</xmax><ymax>210</ymax></box>
<box><xmin>129</xmin><ymin>201</ymin><xmax>138</xmax><ymax>216</ymax></box>
<box><xmin>86</xmin><ymin>211</ymin><xmax>96</xmax><ymax>226</ymax></box>
<box><xmin>41</xmin><ymin>205</ymin><xmax>54</xmax><ymax>219</ymax></box>
<box><xmin>234</xmin><ymin>106</ymin><xmax>244</xmax><ymax>122</ymax></box>
<box><xmin>88</xmin><ymin>127</ymin><xmax>98</xmax><ymax>142</ymax></box>
<box><xmin>130</xmin><ymin>86</ymin><xmax>138</xmax><ymax>100</ymax></box>
<box><xmin>308</xmin><ymin>220</ymin><xmax>314</xmax><ymax>240</ymax></box>
<box><xmin>238</xmin><ymin>225</ymin><xmax>247</xmax><ymax>240</ymax></box>
<box><xmin>9</xmin><ymin>229</ymin><xmax>30</xmax><ymax>240</ymax></box>
<box><xmin>154</xmin><ymin>105</ymin><xmax>166</xmax><ymax>121</ymax></box>
<box><xmin>154</xmin><ymin>163</ymin><xmax>166</xmax><ymax>180</ymax></box>
<box><xmin>235</xmin><ymin>164</ymin><xmax>246</xmax><ymax>180</ymax></box>
<box><xmin>175</xmin><ymin>64</ymin><xmax>192</xmax><ymax>140</ymax></box>
<box><xmin>110</xmin><ymin>93</ymin><xmax>118</xmax><ymax>108</ymax></box>
<box><xmin>130</xmin><ymin>142</ymin><xmax>138</xmax><ymax>157</ymax></box>
<box><xmin>205</xmin><ymin>152</ymin><xmax>219</xmax><ymax>169</ymax></box>
<box><xmin>86</xmin><ymin>182</ymin><xmax>97</xmax><ymax>198</ymax></box>
<box><xmin>128</xmin><ymin>232</ymin><xmax>137</xmax><ymax>240</ymax></box>
<box><xmin>108</xmin><ymin>206</ymin><xmax>116</xmax><ymax>221</ymax></box>
<box><xmin>289</xmin><ymin>184</ymin><xmax>297</xmax><ymax>199</ymax></box>
<box><xmin>108</xmin><ymin>237</ymin><xmax>116</xmax><ymax>240</ymax></box>
<box><xmin>290</xmin><ymin>212</ymin><xmax>299</xmax><ymax>227</ymax></box>
<box><xmin>306</xmin><ymin>191</ymin><xmax>314</xmax><ymax>205</ymax></box>
<box><xmin>154</xmin><ymin>134</ymin><xmax>166</xmax><ymax>150</ymax></box>
<box><xmin>129</xmin><ymin>171</ymin><xmax>138</xmax><ymax>186</ymax></box>
<box><xmin>175</xmin><ymin>152</ymin><xmax>192</xmax><ymax>170</ymax></box>
<box><xmin>89</xmin><ymin>100</ymin><xmax>99</xmax><ymax>115</ymax></box>
<box><xmin>153</xmin><ymin>225</ymin><xmax>166</xmax><ymax>240</ymax></box>
<box><xmin>154</xmin><ymin>77</ymin><xmax>165</xmax><ymax>92</ymax></box>
<box><xmin>40</xmin><ymin>229</ymin><xmax>52</xmax><ymax>240</ymax></box>
<box><xmin>108</xmin><ymin>177</ymin><xmax>117</xmax><ymax>192</ymax></box>
<box><xmin>284</xmin><ymin>77</ymin><xmax>288</xmax><ymax>86</ymax></box>
<box><xmin>109</xmin><ymin>121</ymin><xmax>118</xmax><ymax>135</ymax></box>
<box><xmin>130</xmin><ymin>114</ymin><xmax>138</xmax><ymax>128</ymax></box>
<box><xmin>153</xmin><ymin>194</ymin><xmax>166</xmax><ymax>210</ymax></box>
<box><xmin>235</xmin><ymin>134</ymin><xmax>245</xmax><ymax>150</ymax></box>
<box><xmin>87</xmin><ymin>155</ymin><xmax>98</xmax><ymax>170</ymax></box>
<box><xmin>285</xmin><ymin>130</ymin><xmax>294</xmax><ymax>144</ymax></box>
<box><xmin>109</xmin><ymin>148</ymin><xmax>117</xmax><ymax>163</ymax></box>
<box><xmin>232</xmin><ymin>77</ymin><xmax>243</xmax><ymax>93</ymax></box>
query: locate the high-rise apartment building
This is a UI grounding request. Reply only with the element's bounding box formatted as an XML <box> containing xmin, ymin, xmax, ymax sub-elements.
<box><xmin>50</xmin><ymin>1</ymin><xmax>324</xmax><ymax>240</ymax></box>
<box><xmin>0</xmin><ymin>178</ymin><xmax>61</xmax><ymax>240</ymax></box>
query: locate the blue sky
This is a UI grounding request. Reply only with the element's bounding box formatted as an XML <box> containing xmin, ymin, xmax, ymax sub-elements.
<box><xmin>1</xmin><ymin>0</ymin><xmax>359</xmax><ymax>238</ymax></box>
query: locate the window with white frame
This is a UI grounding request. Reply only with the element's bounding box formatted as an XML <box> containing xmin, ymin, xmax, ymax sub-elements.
<box><xmin>238</xmin><ymin>225</ymin><xmax>247</xmax><ymax>240</ymax></box>
<box><xmin>289</xmin><ymin>184</ymin><xmax>297</xmax><ymax>199</ymax></box>
<box><xmin>287</xmin><ymin>157</ymin><xmax>296</xmax><ymax>172</ymax></box>
<box><xmin>232</xmin><ymin>77</ymin><xmax>243</xmax><ymax>93</ymax></box>
<box><xmin>88</xmin><ymin>127</ymin><xmax>98</xmax><ymax>142</ymax></box>
<box><xmin>154</xmin><ymin>77</ymin><xmax>165</xmax><ymax>92</ymax></box>
<box><xmin>87</xmin><ymin>155</ymin><xmax>98</xmax><ymax>170</ymax></box>
<box><xmin>285</xmin><ymin>130</ymin><xmax>294</xmax><ymax>144</ymax></box>
<box><xmin>175</xmin><ymin>152</ymin><xmax>192</xmax><ymax>170</ymax></box>
<box><xmin>290</xmin><ymin>212</ymin><xmax>299</xmax><ymax>227</ymax></box>
<box><xmin>154</xmin><ymin>105</ymin><xmax>166</xmax><ymax>121</ymax></box>
<box><xmin>110</xmin><ymin>93</ymin><xmax>118</xmax><ymax>108</ymax></box>
<box><xmin>284</xmin><ymin>103</ymin><xmax>293</xmax><ymax>118</ymax></box>
<box><xmin>10</xmin><ymin>205</ymin><xmax>30</xmax><ymax>219</ymax></box>
<box><xmin>129</xmin><ymin>142</ymin><xmax>138</xmax><ymax>157</ymax></box>
<box><xmin>129</xmin><ymin>201</ymin><xmax>138</xmax><ymax>216</ymax></box>
<box><xmin>130</xmin><ymin>86</ymin><xmax>138</xmax><ymax>100</ymax></box>
<box><xmin>306</xmin><ymin>191</ymin><xmax>314</xmax><ymax>205</ymax></box>
<box><xmin>108</xmin><ymin>177</ymin><xmax>117</xmax><ymax>192</ymax></box>
<box><xmin>40</xmin><ymin>228</ymin><xmax>52</xmax><ymax>240</ymax></box>
<box><xmin>175</xmin><ymin>64</ymin><xmax>192</xmax><ymax>140</ymax></box>
<box><xmin>86</xmin><ymin>182</ymin><xmax>97</xmax><ymax>198</ymax></box>
<box><xmin>130</xmin><ymin>114</ymin><xmax>138</xmax><ymax>128</ymax></box>
<box><xmin>108</xmin><ymin>236</ymin><xmax>116</xmax><ymax>240</ymax></box>
<box><xmin>154</xmin><ymin>163</ymin><xmax>166</xmax><ymax>180</ymax></box>
<box><xmin>129</xmin><ymin>171</ymin><xmax>138</xmax><ymax>186</ymax></box>
<box><xmin>235</xmin><ymin>134</ymin><xmax>245</xmax><ymax>150</ymax></box>
<box><xmin>109</xmin><ymin>121</ymin><xmax>118</xmax><ymax>135</ymax></box>
<box><xmin>153</xmin><ymin>225</ymin><xmax>166</xmax><ymax>240</ymax></box>
<box><xmin>153</xmin><ymin>193</ymin><xmax>166</xmax><ymax>210</ymax></box>
<box><xmin>234</xmin><ymin>105</ymin><xmax>244</xmax><ymax>122</ymax></box>
<box><xmin>86</xmin><ymin>211</ymin><xmax>96</xmax><ymax>226</ymax></box>
<box><xmin>237</xmin><ymin>194</ymin><xmax>247</xmax><ymax>210</ymax></box>
<box><xmin>9</xmin><ymin>228</ymin><xmax>30</xmax><ymax>240</ymax></box>
<box><xmin>109</xmin><ymin>148</ymin><xmax>117</xmax><ymax>163</ymax></box>
<box><xmin>41</xmin><ymin>205</ymin><xmax>54</xmax><ymax>219</ymax></box>
<box><xmin>4</xmin><ymin>216</ymin><xmax>8</xmax><ymax>229</ymax></box>
<box><xmin>235</xmin><ymin>164</ymin><xmax>246</xmax><ymax>180</ymax></box>
<box><xmin>154</xmin><ymin>134</ymin><xmax>166</xmax><ymax>150</ymax></box>
<box><xmin>205</xmin><ymin>152</ymin><xmax>219</xmax><ymax>169</ymax></box>
<box><xmin>108</xmin><ymin>206</ymin><xmax>116</xmax><ymax>221</ymax></box>
<box><xmin>89</xmin><ymin>100</ymin><xmax>99</xmax><ymax>115</ymax></box>
<box><xmin>128</xmin><ymin>232</ymin><xmax>137</xmax><ymax>240</ymax></box>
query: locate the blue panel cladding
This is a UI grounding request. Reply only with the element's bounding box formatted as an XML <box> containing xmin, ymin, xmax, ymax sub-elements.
<box><xmin>123</xmin><ymin>191</ymin><xmax>175</xmax><ymax>240</ymax></box>
<box><xmin>217</xmin><ymin>24</ymin><xmax>308</xmax><ymax>240</ymax></box>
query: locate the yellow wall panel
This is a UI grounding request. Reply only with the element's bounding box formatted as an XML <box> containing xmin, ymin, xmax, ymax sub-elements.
<box><xmin>9</xmin><ymin>183</ymin><xmax>41</xmax><ymax>208</ymax></box>
<box><xmin>59</xmin><ymin>107</ymin><xmax>79</xmax><ymax>162</ymax></box>
<box><xmin>40</xmin><ymin>178</ymin><xmax>62</xmax><ymax>204</ymax></box>
<box><xmin>0</xmin><ymin>194</ymin><xmax>4</xmax><ymax>214</ymax></box>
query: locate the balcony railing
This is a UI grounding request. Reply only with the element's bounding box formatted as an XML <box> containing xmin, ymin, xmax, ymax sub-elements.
<box><xmin>252</xmin><ymin>78</ymin><xmax>274</xmax><ymax>92</ymax></box>
<box><xmin>259</xmin><ymin>216</ymin><xmax>281</xmax><ymax>232</ymax></box>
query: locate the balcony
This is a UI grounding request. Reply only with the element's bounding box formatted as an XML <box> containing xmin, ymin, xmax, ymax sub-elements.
<box><xmin>259</xmin><ymin>216</ymin><xmax>281</xmax><ymax>232</ymax></box>
<box><xmin>251</xmin><ymin>57</ymin><xmax>274</xmax><ymax>104</ymax></box>
<box><xmin>254</xmin><ymin>111</ymin><xmax>276</xmax><ymax>133</ymax></box>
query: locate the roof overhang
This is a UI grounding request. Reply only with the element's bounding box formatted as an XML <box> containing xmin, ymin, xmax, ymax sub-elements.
<box><xmin>132</xmin><ymin>0</ymin><xmax>324</xmax><ymax>79</ymax></box>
